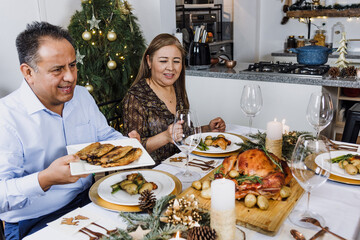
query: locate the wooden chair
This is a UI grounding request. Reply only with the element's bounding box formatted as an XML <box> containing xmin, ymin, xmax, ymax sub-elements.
<box><xmin>341</xmin><ymin>103</ymin><xmax>360</xmax><ymax>143</ymax></box>
<box><xmin>97</xmin><ymin>98</ymin><xmax>123</xmax><ymax>132</ymax></box>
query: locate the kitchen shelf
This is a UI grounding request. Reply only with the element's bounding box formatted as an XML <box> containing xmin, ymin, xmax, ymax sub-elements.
<box><xmin>286</xmin><ymin>8</ymin><xmax>360</xmax><ymax>18</ymax></box>
<box><xmin>338</xmin><ymin>95</ymin><xmax>360</xmax><ymax>101</ymax></box>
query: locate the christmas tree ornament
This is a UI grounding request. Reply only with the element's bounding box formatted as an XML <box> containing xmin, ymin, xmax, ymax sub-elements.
<box><xmin>107</xmin><ymin>59</ymin><xmax>117</xmax><ymax>70</ymax></box>
<box><xmin>336</xmin><ymin>32</ymin><xmax>349</xmax><ymax>69</ymax></box>
<box><xmin>160</xmin><ymin>194</ymin><xmax>203</xmax><ymax>227</ymax></box>
<box><xmin>139</xmin><ymin>190</ymin><xmax>156</xmax><ymax>214</ymax></box>
<box><xmin>187</xmin><ymin>226</ymin><xmax>217</xmax><ymax>240</ymax></box>
<box><xmin>81</xmin><ymin>0</ymin><xmax>88</xmax><ymax>3</ymax></box>
<box><xmin>87</xmin><ymin>14</ymin><xmax>101</xmax><ymax>30</ymax></box>
<box><xmin>82</xmin><ymin>31</ymin><xmax>92</xmax><ymax>41</ymax></box>
<box><xmin>85</xmin><ymin>82</ymin><xmax>94</xmax><ymax>92</ymax></box>
<box><xmin>107</xmin><ymin>31</ymin><xmax>117</xmax><ymax>41</ymax></box>
<box><xmin>128</xmin><ymin>226</ymin><xmax>151</xmax><ymax>240</ymax></box>
<box><xmin>76</xmin><ymin>49</ymin><xmax>85</xmax><ymax>65</ymax></box>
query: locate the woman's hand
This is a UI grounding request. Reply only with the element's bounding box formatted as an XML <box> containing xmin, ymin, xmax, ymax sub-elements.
<box><xmin>171</xmin><ymin>120</ymin><xmax>184</xmax><ymax>143</ymax></box>
<box><xmin>128</xmin><ymin>130</ymin><xmax>141</xmax><ymax>142</ymax></box>
<box><xmin>209</xmin><ymin>117</ymin><xmax>226</xmax><ymax>132</ymax></box>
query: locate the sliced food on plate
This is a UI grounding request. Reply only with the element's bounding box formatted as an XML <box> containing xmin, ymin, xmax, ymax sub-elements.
<box><xmin>198</xmin><ymin>134</ymin><xmax>231</xmax><ymax>151</ymax></box>
<box><xmin>75</xmin><ymin>142</ymin><xmax>142</xmax><ymax>168</ymax></box>
<box><xmin>110</xmin><ymin>172</ymin><xmax>158</xmax><ymax>195</ymax></box>
<box><xmin>331</xmin><ymin>153</ymin><xmax>360</xmax><ymax>175</ymax></box>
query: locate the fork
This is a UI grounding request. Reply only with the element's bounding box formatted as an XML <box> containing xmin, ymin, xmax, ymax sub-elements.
<box><xmin>79</xmin><ymin>229</ymin><xmax>98</xmax><ymax>240</ymax></box>
<box><xmin>82</xmin><ymin>227</ymin><xmax>106</xmax><ymax>238</ymax></box>
<box><xmin>188</xmin><ymin>163</ymin><xmax>213</xmax><ymax>171</ymax></box>
<box><xmin>328</xmin><ymin>139</ymin><xmax>358</xmax><ymax>151</ymax></box>
<box><xmin>192</xmin><ymin>158</ymin><xmax>215</xmax><ymax>165</ymax></box>
<box><xmin>91</xmin><ymin>222</ymin><xmax>118</xmax><ymax>235</ymax></box>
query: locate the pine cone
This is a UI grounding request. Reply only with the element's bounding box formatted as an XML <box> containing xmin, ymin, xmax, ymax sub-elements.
<box><xmin>340</xmin><ymin>68</ymin><xmax>347</xmax><ymax>78</ymax></box>
<box><xmin>139</xmin><ymin>190</ymin><xmax>156</xmax><ymax>214</ymax></box>
<box><xmin>328</xmin><ymin>67</ymin><xmax>340</xmax><ymax>78</ymax></box>
<box><xmin>187</xmin><ymin>226</ymin><xmax>217</xmax><ymax>240</ymax></box>
<box><xmin>346</xmin><ymin>66</ymin><xmax>357</xmax><ymax>77</ymax></box>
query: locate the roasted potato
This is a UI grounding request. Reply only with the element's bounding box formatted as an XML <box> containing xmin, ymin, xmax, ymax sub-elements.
<box><xmin>204</xmin><ymin>139</ymin><xmax>213</xmax><ymax>146</ymax></box>
<box><xmin>139</xmin><ymin>182</ymin><xmax>154</xmax><ymax>194</ymax></box>
<box><xmin>257</xmin><ymin>196</ymin><xmax>269</xmax><ymax>210</ymax></box>
<box><xmin>119</xmin><ymin>180</ymin><xmax>133</xmax><ymax>189</ymax></box>
<box><xmin>244</xmin><ymin>194</ymin><xmax>257</xmax><ymax>208</ymax></box>
<box><xmin>338</xmin><ymin>160</ymin><xmax>349</xmax><ymax>169</ymax></box>
<box><xmin>200</xmin><ymin>187</ymin><xmax>211</xmax><ymax>199</ymax></box>
<box><xmin>345</xmin><ymin>164</ymin><xmax>358</xmax><ymax>175</ymax></box>
<box><xmin>192</xmin><ymin>180</ymin><xmax>202</xmax><ymax>190</ymax></box>
<box><xmin>229</xmin><ymin>169</ymin><xmax>240</xmax><ymax>178</ymax></box>
<box><xmin>123</xmin><ymin>183</ymin><xmax>138</xmax><ymax>195</ymax></box>
<box><xmin>205</xmin><ymin>135</ymin><xmax>213</xmax><ymax>140</ymax></box>
<box><xmin>280</xmin><ymin>186</ymin><xmax>291</xmax><ymax>198</ymax></box>
<box><xmin>351</xmin><ymin>159</ymin><xmax>360</xmax><ymax>166</ymax></box>
<box><xmin>217</xmin><ymin>134</ymin><xmax>225</xmax><ymax>138</ymax></box>
<box><xmin>202</xmin><ymin>180</ymin><xmax>211</xmax><ymax>190</ymax></box>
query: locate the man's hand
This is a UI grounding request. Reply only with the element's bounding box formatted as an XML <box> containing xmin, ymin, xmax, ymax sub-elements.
<box><xmin>209</xmin><ymin>117</ymin><xmax>226</xmax><ymax>132</ymax></box>
<box><xmin>38</xmin><ymin>155</ymin><xmax>88</xmax><ymax>191</ymax></box>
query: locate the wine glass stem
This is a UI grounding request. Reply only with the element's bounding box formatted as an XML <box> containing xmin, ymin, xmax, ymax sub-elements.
<box><xmin>183</xmin><ymin>153</ymin><xmax>191</xmax><ymax>177</ymax></box>
<box><xmin>306</xmin><ymin>191</ymin><xmax>311</xmax><ymax>213</ymax></box>
<box><xmin>248</xmin><ymin>116</ymin><xmax>253</xmax><ymax>134</ymax></box>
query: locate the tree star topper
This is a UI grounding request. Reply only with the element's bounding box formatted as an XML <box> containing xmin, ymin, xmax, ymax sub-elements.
<box><xmin>128</xmin><ymin>226</ymin><xmax>151</xmax><ymax>240</ymax></box>
<box><xmin>76</xmin><ymin>49</ymin><xmax>85</xmax><ymax>65</ymax></box>
<box><xmin>87</xmin><ymin>14</ymin><xmax>101</xmax><ymax>30</ymax></box>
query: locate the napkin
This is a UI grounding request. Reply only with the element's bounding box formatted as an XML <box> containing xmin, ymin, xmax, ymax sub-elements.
<box><xmin>47</xmin><ymin>207</ymin><xmax>100</xmax><ymax>235</ymax></box>
<box><xmin>163</xmin><ymin>153</ymin><xmax>222</xmax><ymax>173</ymax></box>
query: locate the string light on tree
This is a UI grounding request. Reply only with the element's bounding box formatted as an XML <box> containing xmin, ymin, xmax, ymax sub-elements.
<box><xmin>107</xmin><ymin>58</ymin><xmax>117</xmax><ymax>70</ymax></box>
<box><xmin>85</xmin><ymin>82</ymin><xmax>94</xmax><ymax>93</ymax></box>
<box><xmin>107</xmin><ymin>30</ymin><xmax>117</xmax><ymax>41</ymax></box>
<box><xmin>82</xmin><ymin>30</ymin><xmax>92</xmax><ymax>41</ymax></box>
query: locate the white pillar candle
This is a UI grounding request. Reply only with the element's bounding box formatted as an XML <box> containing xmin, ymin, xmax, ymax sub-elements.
<box><xmin>281</xmin><ymin>119</ymin><xmax>290</xmax><ymax>134</ymax></box>
<box><xmin>267</xmin><ymin>118</ymin><xmax>283</xmax><ymax>140</ymax></box>
<box><xmin>210</xmin><ymin>179</ymin><xmax>235</xmax><ymax>240</ymax></box>
<box><xmin>169</xmin><ymin>231</ymin><xmax>186</xmax><ymax>240</ymax></box>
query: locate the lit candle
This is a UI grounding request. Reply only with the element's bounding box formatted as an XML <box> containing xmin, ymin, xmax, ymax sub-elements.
<box><xmin>210</xmin><ymin>179</ymin><xmax>235</xmax><ymax>240</ymax></box>
<box><xmin>265</xmin><ymin>118</ymin><xmax>283</xmax><ymax>158</ymax></box>
<box><xmin>267</xmin><ymin>118</ymin><xmax>283</xmax><ymax>140</ymax></box>
<box><xmin>169</xmin><ymin>231</ymin><xmax>186</xmax><ymax>240</ymax></box>
<box><xmin>281</xmin><ymin>119</ymin><xmax>290</xmax><ymax>134</ymax></box>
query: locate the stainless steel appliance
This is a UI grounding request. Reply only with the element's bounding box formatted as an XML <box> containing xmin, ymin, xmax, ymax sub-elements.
<box><xmin>245</xmin><ymin>61</ymin><xmax>330</xmax><ymax>76</ymax></box>
<box><xmin>209</xmin><ymin>40</ymin><xmax>233</xmax><ymax>62</ymax></box>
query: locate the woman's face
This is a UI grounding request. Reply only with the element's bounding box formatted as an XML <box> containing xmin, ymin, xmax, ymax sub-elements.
<box><xmin>147</xmin><ymin>45</ymin><xmax>182</xmax><ymax>87</ymax></box>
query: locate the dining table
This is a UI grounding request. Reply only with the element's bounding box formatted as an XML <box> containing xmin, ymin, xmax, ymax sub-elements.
<box><xmin>24</xmin><ymin>124</ymin><xmax>360</xmax><ymax>240</ymax></box>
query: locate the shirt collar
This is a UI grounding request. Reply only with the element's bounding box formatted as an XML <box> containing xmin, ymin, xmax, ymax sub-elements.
<box><xmin>19</xmin><ymin>79</ymin><xmax>47</xmax><ymax>115</ymax></box>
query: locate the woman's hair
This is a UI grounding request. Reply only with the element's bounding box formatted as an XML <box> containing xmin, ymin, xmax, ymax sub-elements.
<box><xmin>133</xmin><ymin>33</ymin><xmax>189</xmax><ymax>109</ymax></box>
<box><xmin>16</xmin><ymin>21</ymin><xmax>74</xmax><ymax>71</ymax></box>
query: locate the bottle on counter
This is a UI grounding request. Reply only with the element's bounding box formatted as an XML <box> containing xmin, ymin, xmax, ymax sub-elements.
<box><xmin>296</xmin><ymin>36</ymin><xmax>305</xmax><ymax>48</ymax></box>
<box><xmin>314</xmin><ymin>30</ymin><xmax>326</xmax><ymax>47</ymax></box>
<box><xmin>287</xmin><ymin>35</ymin><xmax>297</xmax><ymax>52</ymax></box>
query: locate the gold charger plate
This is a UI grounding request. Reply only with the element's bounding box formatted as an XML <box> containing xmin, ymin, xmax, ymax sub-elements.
<box><xmin>329</xmin><ymin>174</ymin><xmax>360</xmax><ymax>185</ymax></box>
<box><xmin>191</xmin><ymin>133</ymin><xmax>248</xmax><ymax>158</ymax></box>
<box><xmin>89</xmin><ymin>169</ymin><xmax>182</xmax><ymax>212</ymax></box>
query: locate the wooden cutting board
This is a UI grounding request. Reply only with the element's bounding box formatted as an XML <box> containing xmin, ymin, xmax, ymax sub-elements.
<box><xmin>177</xmin><ymin>170</ymin><xmax>304</xmax><ymax>236</ymax></box>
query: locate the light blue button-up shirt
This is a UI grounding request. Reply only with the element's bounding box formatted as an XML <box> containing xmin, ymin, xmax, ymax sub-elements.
<box><xmin>0</xmin><ymin>80</ymin><xmax>125</xmax><ymax>222</ymax></box>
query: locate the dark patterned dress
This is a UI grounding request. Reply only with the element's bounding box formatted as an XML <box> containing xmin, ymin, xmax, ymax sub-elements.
<box><xmin>122</xmin><ymin>78</ymin><xmax>185</xmax><ymax>165</ymax></box>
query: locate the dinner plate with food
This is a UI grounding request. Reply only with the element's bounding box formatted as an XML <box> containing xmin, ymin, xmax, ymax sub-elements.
<box><xmin>97</xmin><ymin>170</ymin><xmax>175</xmax><ymax>205</ymax></box>
<box><xmin>66</xmin><ymin>138</ymin><xmax>155</xmax><ymax>175</ymax></box>
<box><xmin>315</xmin><ymin>151</ymin><xmax>360</xmax><ymax>181</ymax></box>
<box><xmin>191</xmin><ymin>132</ymin><xmax>243</xmax><ymax>156</ymax></box>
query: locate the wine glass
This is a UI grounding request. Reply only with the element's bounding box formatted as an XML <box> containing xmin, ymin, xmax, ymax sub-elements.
<box><xmin>306</xmin><ymin>92</ymin><xmax>334</xmax><ymax>137</ymax></box>
<box><xmin>240</xmin><ymin>84</ymin><xmax>263</xmax><ymax>135</ymax></box>
<box><xmin>172</xmin><ymin>109</ymin><xmax>202</xmax><ymax>182</ymax></box>
<box><xmin>289</xmin><ymin>134</ymin><xmax>332</xmax><ymax>229</ymax></box>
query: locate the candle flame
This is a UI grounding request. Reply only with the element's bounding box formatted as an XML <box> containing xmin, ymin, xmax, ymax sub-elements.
<box><xmin>175</xmin><ymin>231</ymin><xmax>180</xmax><ymax>239</ymax></box>
<box><xmin>274</xmin><ymin>118</ymin><xmax>277</xmax><ymax>122</ymax></box>
<box><xmin>282</xmin><ymin>119</ymin><xmax>286</xmax><ymax>124</ymax></box>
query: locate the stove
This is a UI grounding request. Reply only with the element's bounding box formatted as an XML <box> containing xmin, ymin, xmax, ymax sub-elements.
<box><xmin>245</xmin><ymin>61</ymin><xmax>330</xmax><ymax>76</ymax></box>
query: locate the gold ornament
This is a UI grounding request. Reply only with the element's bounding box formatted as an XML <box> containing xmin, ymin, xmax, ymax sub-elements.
<box><xmin>85</xmin><ymin>82</ymin><xmax>94</xmax><ymax>92</ymax></box>
<box><xmin>107</xmin><ymin>31</ymin><xmax>117</xmax><ymax>41</ymax></box>
<box><xmin>107</xmin><ymin>60</ymin><xmax>117</xmax><ymax>70</ymax></box>
<box><xmin>160</xmin><ymin>194</ymin><xmax>202</xmax><ymax>227</ymax></box>
<box><xmin>82</xmin><ymin>31</ymin><xmax>92</xmax><ymax>41</ymax></box>
<box><xmin>81</xmin><ymin>0</ymin><xmax>88</xmax><ymax>3</ymax></box>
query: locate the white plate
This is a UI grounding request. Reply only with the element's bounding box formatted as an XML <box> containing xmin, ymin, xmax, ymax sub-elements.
<box><xmin>97</xmin><ymin>170</ymin><xmax>175</xmax><ymax>206</ymax></box>
<box><xmin>315</xmin><ymin>151</ymin><xmax>360</xmax><ymax>180</ymax></box>
<box><xmin>67</xmin><ymin>139</ymin><xmax>155</xmax><ymax>175</ymax></box>
<box><xmin>194</xmin><ymin>132</ymin><xmax>243</xmax><ymax>154</ymax></box>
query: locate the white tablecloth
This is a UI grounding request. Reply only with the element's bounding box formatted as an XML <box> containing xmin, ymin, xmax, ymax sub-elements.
<box><xmin>24</xmin><ymin>124</ymin><xmax>360</xmax><ymax>240</ymax></box>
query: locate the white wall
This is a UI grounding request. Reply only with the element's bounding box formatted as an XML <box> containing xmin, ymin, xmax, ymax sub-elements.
<box><xmin>0</xmin><ymin>0</ymin><xmax>176</xmax><ymax>98</ymax></box>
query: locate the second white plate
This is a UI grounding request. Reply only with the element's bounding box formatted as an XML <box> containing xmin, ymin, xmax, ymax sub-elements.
<box><xmin>315</xmin><ymin>150</ymin><xmax>360</xmax><ymax>181</ymax></box>
<box><xmin>97</xmin><ymin>170</ymin><xmax>175</xmax><ymax>206</ymax></box>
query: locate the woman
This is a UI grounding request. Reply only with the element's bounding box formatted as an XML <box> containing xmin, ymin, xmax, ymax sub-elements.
<box><xmin>122</xmin><ymin>33</ymin><xmax>225</xmax><ymax>164</ymax></box>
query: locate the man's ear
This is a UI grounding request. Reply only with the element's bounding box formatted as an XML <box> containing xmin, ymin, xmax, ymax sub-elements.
<box><xmin>20</xmin><ymin>63</ymin><xmax>35</xmax><ymax>84</ymax></box>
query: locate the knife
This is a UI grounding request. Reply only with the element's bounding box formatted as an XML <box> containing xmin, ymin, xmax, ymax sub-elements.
<box><xmin>309</xmin><ymin>227</ymin><xmax>328</xmax><ymax>240</ymax></box>
<box><xmin>188</xmin><ymin>161</ymin><xmax>215</xmax><ymax>169</ymax></box>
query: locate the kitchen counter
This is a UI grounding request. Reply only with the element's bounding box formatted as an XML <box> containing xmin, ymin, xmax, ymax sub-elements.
<box><xmin>186</xmin><ymin>63</ymin><xmax>360</xmax><ymax>88</ymax></box>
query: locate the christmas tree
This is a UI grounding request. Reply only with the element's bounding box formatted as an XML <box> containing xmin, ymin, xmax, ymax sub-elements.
<box><xmin>68</xmin><ymin>0</ymin><xmax>146</xmax><ymax>120</ymax></box>
<box><xmin>335</xmin><ymin>32</ymin><xmax>349</xmax><ymax>69</ymax></box>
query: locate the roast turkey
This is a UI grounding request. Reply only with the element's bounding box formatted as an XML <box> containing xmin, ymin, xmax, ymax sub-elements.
<box><xmin>217</xmin><ymin>149</ymin><xmax>292</xmax><ymax>200</ymax></box>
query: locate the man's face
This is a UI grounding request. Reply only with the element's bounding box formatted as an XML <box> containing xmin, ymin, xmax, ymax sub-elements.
<box><xmin>25</xmin><ymin>37</ymin><xmax>77</xmax><ymax>114</ymax></box>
